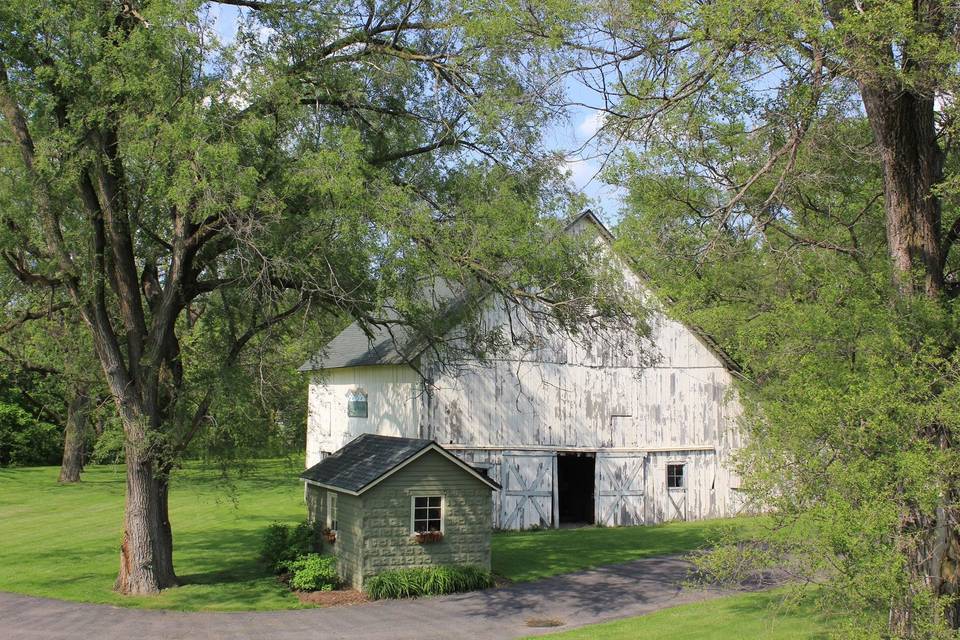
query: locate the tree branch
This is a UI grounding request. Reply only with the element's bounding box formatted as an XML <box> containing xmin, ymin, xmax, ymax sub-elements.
<box><xmin>0</xmin><ymin>302</ymin><xmax>70</xmax><ymax>335</ymax></box>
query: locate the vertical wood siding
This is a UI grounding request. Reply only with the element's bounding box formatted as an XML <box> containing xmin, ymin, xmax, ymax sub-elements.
<box><xmin>306</xmin><ymin>365</ymin><xmax>422</xmax><ymax>468</ymax></box>
<box><xmin>304</xmin><ymin>234</ymin><xmax>745</xmax><ymax>528</ymax></box>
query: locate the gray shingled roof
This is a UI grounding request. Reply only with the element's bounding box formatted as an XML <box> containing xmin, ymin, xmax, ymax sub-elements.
<box><xmin>298</xmin><ymin>323</ymin><xmax>410</xmax><ymax>371</ymax></box>
<box><xmin>299</xmin><ymin>433</ymin><xmax>499</xmax><ymax>494</ymax></box>
<box><xmin>298</xmin><ymin>211</ymin><xmax>604</xmax><ymax>372</ymax></box>
<box><xmin>298</xmin><ymin>210</ymin><xmax>742</xmax><ymax>373</ymax></box>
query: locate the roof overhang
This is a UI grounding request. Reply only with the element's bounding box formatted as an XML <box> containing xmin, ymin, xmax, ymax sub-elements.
<box><xmin>300</xmin><ymin>441</ymin><xmax>501</xmax><ymax>494</ymax></box>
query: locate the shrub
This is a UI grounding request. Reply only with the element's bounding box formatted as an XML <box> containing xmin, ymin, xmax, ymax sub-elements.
<box><xmin>259</xmin><ymin>521</ymin><xmax>316</xmax><ymax>573</ymax></box>
<box><xmin>0</xmin><ymin>402</ymin><xmax>61</xmax><ymax>466</ymax></box>
<box><xmin>364</xmin><ymin>565</ymin><xmax>493</xmax><ymax>600</ymax></box>
<box><xmin>284</xmin><ymin>553</ymin><xmax>339</xmax><ymax>591</ymax></box>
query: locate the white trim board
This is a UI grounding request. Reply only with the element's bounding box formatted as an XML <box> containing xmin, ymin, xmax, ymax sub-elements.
<box><xmin>441</xmin><ymin>444</ymin><xmax>717</xmax><ymax>453</ymax></box>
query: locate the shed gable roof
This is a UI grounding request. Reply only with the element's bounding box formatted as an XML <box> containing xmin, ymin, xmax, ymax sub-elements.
<box><xmin>299</xmin><ymin>433</ymin><xmax>500</xmax><ymax>494</ymax></box>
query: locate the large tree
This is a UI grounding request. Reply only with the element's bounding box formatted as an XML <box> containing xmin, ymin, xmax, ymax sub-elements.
<box><xmin>519</xmin><ymin>0</ymin><xmax>960</xmax><ymax>635</ymax></box>
<box><xmin>0</xmin><ymin>0</ymin><xmax>633</xmax><ymax>596</ymax></box>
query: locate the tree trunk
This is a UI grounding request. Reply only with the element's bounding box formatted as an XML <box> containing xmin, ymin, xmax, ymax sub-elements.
<box><xmin>113</xmin><ymin>449</ymin><xmax>177</xmax><ymax>594</ymax></box>
<box><xmin>58</xmin><ymin>387</ymin><xmax>89</xmax><ymax>484</ymax></box>
<box><xmin>889</xmin><ymin>506</ymin><xmax>960</xmax><ymax>636</ymax></box>
<box><xmin>859</xmin><ymin>80</ymin><xmax>960</xmax><ymax>634</ymax></box>
<box><xmin>859</xmin><ymin>83</ymin><xmax>944</xmax><ymax>298</ymax></box>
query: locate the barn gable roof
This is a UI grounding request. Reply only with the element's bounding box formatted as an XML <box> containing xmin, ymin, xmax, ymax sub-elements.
<box><xmin>299</xmin><ymin>433</ymin><xmax>500</xmax><ymax>495</ymax></box>
<box><xmin>298</xmin><ymin>209</ymin><xmax>740</xmax><ymax>374</ymax></box>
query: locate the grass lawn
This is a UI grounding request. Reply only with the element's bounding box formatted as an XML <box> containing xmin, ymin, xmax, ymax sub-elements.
<box><xmin>1</xmin><ymin>460</ymin><xmax>762</xmax><ymax>611</ymax></box>
<box><xmin>526</xmin><ymin>589</ymin><xmax>833</xmax><ymax>640</ymax></box>
<box><xmin>0</xmin><ymin>460</ymin><xmax>308</xmax><ymax>611</ymax></box>
<box><xmin>492</xmin><ymin>516</ymin><xmax>764</xmax><ymax>582</ymax></box>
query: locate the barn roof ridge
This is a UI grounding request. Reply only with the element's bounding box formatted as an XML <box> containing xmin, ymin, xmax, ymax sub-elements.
<box><xmin>298</xmin><ymin>209</ymin><xmax>742</xmax><ymax>374</ymax></box>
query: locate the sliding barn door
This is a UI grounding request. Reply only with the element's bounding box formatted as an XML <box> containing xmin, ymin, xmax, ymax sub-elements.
<box><xmin>500</xmin><ymin>452</ymin><xmax>555</xmax><ymax>530</ymax></box>
<box><xmin>595</xmin><ymin>453</ymin><xmax>645</xmax><ymax>527</ymax></box>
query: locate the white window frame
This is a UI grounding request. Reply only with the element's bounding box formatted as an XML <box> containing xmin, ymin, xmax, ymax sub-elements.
<box><xmin>409</xmin><ymin>495</ymin><xmax>444</xmax><ymax>534</ymax></box>
<box><xmin>326</xmin><ymin>491</ymin><xmax>338</xmax><ymax>532</ymax></box>
<box><xmin>666</xmin><ymin>462</ymin><xmax>686</xmax><ymax>490</ymax></box>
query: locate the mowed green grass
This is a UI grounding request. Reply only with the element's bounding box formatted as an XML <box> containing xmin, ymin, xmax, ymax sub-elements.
<box><xmin>492</xmin><ymin>516</ymin><xmax>764</xmax><ymax>582</ymax></box>
<box><xmin>0</xmin><ymin>460</ymin><xmax>763</xmax><ymax>613</ymax></box>
<box><xmin>0</xmin><ymin>460</ymin><xmax>308</xmax><ymax>610</ymax></box>
<box><xmin>528</xmin><ymin>589</ymin><xmax>833</xmax><ymax>640</ymax></box>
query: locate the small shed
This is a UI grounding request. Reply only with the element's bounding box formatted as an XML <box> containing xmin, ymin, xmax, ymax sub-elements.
<box><xmin>299</xmin><ymin>433</ymin><xmax>500</xmax><ymax>589</ymax></box>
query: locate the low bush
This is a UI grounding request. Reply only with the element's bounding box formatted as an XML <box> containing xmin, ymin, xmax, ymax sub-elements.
<box><xmin>284</xmin><ymin>554</ymin><xmax>339</xmax><ymax>592</ymax></box>
<box><xmin>259</xmin><ymin>521</ymin><xmax>316</xmax><ymax>573</ymax></box>
<box><xmin>0</xmin><ymin>402</ymin><xmax>61</xmax><ymax>466</ymax></box>
<box><xmin>365</xmin><ymin>565</ymin><xmax>493</xmax><ymax>600</ymax></box>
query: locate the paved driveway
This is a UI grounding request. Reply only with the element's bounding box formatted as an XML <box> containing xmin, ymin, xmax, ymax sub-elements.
<box><xmin>0</xmin><ymin>555</ymin><xmax>741</xmax><ymax>640</ymax></box>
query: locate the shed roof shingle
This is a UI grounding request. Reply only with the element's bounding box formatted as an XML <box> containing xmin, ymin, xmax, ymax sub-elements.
<box><xmin>299</xmin><ymin>433</ymin><xmax>499</xmax><ymax>493</ymax></box>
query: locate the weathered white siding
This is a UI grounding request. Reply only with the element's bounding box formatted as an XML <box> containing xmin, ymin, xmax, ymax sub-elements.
<box><xmin>306</xmin><ymin>365</ymin><xmax>421</xmax><ymax>468</ymax></box>
<box><xmin>420</xmin><ymin>311</ymin><xmax>740</xmax><ymax>452</ymax></box>
<box><xmin>304</xmin><ymin>214</ymin><xmax>745</xmax><ymax>528</ymax></box>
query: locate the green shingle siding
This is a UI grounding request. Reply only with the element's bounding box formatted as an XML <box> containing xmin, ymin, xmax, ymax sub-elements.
<box><xmin>360</xmin><ymin>450</ymin><xmax>492</xmax><ymax>581</ymax></box>
<box><xmin>304</xmin><ymin>449</ymin><xmax>492</xmax><ymax>589</ymax></box>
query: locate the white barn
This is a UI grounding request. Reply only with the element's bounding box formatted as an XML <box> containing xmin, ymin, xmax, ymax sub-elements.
<box><xmin>300</xmin><ymin>211</ymin><xmax>746</xmax><ymax>530</ymax></box>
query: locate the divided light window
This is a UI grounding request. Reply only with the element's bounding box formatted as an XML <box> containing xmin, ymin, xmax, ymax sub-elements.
<box><xmin>346</xmin><ymin>389</ymin><xmax>368</xmax><ymax>418</ymax></box>
<box><xmin>327</xmin><ymin>492</ymin><xmax>338</xmax><ymax>531</ymax></box>
<box><xmin>411</xmin><ymin>496</ymin><xmax>443</xmax><ymax>533</ymax></box>
<box><xmin>667</xmin><ymin>463</ymin><xmax>685</xmax><ymax>490</ymax></box>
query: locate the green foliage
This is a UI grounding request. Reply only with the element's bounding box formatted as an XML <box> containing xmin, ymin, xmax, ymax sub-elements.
<box><xmin>615</xmin><ymin>110</ymin><xmax>958</xmax><ymax>636</ymax></box>
<box><xmin>283</xmin><ymin>554</ymin><xmax>339</xmax><ymax>592</ymax></box>
<box><xmin>0</xmin><ymin>401</ymin><xmax>60</xmax><ymax>466</ymax></box>
<box><xmin>364</xmin><ymin>565</ymin><xmax>493</xmax><ymax>600</ymax></box>
<box><xmin>0</xmin><ymin>0</ymin><xmax>642</xmax><ymax>492</ymax></box>
<box><xmin>88</xmin><ymin>417</ymin><xmax>126</xmax><ymax>464</ymax></box>
<box><xmin>259</xmin><ymin>521</ymin><xmax>317</xmax><ymax>574</ymax></box>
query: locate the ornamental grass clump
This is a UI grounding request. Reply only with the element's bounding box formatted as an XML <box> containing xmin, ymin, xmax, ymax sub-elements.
<box><xmin>364</xmin><ymin>565</ymin><xmax>493</xmax><ymax>599</ymax></box>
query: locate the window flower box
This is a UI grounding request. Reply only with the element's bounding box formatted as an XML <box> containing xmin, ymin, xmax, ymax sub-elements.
<box><xmin>413</xmin><ymin>531</ymin><xmax>443</xmax><ymax>544</ymax></box>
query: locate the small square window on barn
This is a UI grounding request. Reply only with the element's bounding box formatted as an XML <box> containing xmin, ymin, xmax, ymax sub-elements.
<box><xmin>346</xmin><ymin>389</ymin><xmax>367</xmax><ymax>418</ymax></box>
<box><xmin>667</xmin><ymin>463</ymin><xmax>685</xmax><ymax>489</ymax></box>
<box><xmin>411</xmin><ymin>496</ymin><xmax>443</xmax><ymax>533</ymax></box>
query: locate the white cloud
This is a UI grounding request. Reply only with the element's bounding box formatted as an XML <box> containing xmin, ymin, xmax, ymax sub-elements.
<box><xmin>576</xmin><ymin>111</ymin><xmax>606</xmax><ymax>141</ymax></box>
<box><xmin>560</xmin><ymin>157</ymin><xmax>601</xmax><ymax>189</ymax></box>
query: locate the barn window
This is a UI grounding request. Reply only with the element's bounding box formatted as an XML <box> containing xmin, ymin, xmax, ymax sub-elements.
<box><xmin>346</xmin><ymin>389</ymin><xmax>367</xmax><ymax>418</ymax></box>
<box><xmin>667</xmin><ymin>463</ymin><xmax>685</xmax><ymax>489</ymax></box>
<box><xmin>327</xmin><ymin>492</ymin><xmax>338</xmax><ymax>532</ymax></box>
<box><xmin>411</xmin><ymin>496</ymin><xmax>443</xmax><ymax>533</ymax></box>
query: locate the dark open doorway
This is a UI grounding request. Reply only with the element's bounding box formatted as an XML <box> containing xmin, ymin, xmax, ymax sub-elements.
<box><xmin>557</xmin><ymin>452</ymin><xmax>595</xmax><ymax>525</ymax></box>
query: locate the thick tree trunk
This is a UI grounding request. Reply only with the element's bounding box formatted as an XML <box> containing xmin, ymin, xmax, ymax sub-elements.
<box><xmin>890</xmin><ymin>506</ymin><xmax>960</xmax><ymax>635</ymax></box>
<box><xmin>113</xmin><ymin>449</ymin><xmax>177</xmax><ymax>594</ymax></box>
<box><xmin>58</xmin><ymin>388</ymin><xmax>89</xmax><ymax>484</ymax></box>
<box><xmin>859</xmin><ymin>84</ymin><xmax>944</xmax><ymax>298</ymax></box>
<box><xmin>859</xmin><ymin>81</ymin><xmax>959</xmax><ymax>634</ymax></box>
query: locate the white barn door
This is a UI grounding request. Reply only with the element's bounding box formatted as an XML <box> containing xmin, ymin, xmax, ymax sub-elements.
<box><xmin>500</xmin><ymin>452</ymin><xmax>554</xmax><ymax>530</ymax></box>
<box><xmin>595</xmin><ymin>453</ymin><xmax>645</xmax><ymax>527</ymax></box>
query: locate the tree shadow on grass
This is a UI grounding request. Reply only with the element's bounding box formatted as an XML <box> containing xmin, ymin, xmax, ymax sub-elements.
<box><xmin>173</xmin><ymin>527</ymin><xmax>270</xmax><ymax>584</ymax></box>
<box><xmin>492</xmin><ymin>520</ymin><xmax>741</xmax><ymax>581</ymax></box>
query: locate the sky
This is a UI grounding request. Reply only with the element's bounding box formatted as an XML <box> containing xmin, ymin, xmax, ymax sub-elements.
<box><xmin>207</xmin><ymin>4</ymin><xmax>626</xmax><ymax>227</ymax></box>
